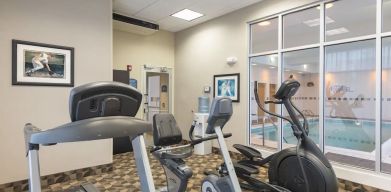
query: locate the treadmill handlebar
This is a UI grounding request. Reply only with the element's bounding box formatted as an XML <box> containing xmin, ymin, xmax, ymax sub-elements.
<box><xmin>24</xmin><ymin>116</ymin><xmax>152</xmax><ymax>154</ymax></box>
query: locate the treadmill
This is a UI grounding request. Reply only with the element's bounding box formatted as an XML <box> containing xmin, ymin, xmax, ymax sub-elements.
<box><xmin>24</xmin><ymin>81</ymin><xmax>156</xmax><ymax>192</ymax></box>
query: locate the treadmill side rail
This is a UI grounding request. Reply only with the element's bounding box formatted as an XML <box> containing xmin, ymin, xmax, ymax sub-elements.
<box><xmin>132</xmin><ymin>135</ymin><xmax>156</xmax><ymax>192</ymax></box>
<box><xmin>28</xmin><ymin>150</ymin><xmax>41</xmax><ymax>192</ymax></box>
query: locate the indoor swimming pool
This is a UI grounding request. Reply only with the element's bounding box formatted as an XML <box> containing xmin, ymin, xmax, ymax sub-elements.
<box><xmin>251</xmin><ymin>118</ymin><xmax>391</xmax><ymax>152</ymax></box>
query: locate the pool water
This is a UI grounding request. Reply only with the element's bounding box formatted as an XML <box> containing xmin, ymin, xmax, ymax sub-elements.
<box><xmin>251</xmin><ymin>118</ymin><xmax>391</xmax><ymax>152</ymax></box>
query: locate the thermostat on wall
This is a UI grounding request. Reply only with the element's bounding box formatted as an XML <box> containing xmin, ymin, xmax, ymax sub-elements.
<box><xmin>204</xmin><ymin>86</ymin><xmax>211</xmax><ymax>93</ymax></box>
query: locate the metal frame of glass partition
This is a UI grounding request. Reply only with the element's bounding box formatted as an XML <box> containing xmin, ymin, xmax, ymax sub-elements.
<box><xmin>247</xmin><ymin>0</ymin><xmax>391</xmax><ymax>175</ymax></box>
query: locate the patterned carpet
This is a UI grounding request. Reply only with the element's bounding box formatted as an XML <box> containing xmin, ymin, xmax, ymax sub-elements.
<box><xmin>45</xmin><ymin>152</ymin><xmax>229</xmax><ymax>192</ymax></box>
<box><xmin>36</xmin><ymin>150</ymin><xmax>382</xmax><ymax>192</ymax></box>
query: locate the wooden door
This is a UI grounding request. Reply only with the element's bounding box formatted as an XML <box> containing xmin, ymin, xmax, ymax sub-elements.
<box><xmin>269</xmin><ymin>84</ymin><xmax>277</xmax><ymax>115</ymax></box>
<box><xmin>257</xmin><ymin>83</ymin><xmax>266</xmax><ymax>122</ymax></box>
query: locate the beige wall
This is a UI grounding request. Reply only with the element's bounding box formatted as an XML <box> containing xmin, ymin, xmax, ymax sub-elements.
<box><xmin>175</xmin><ymin>0</ymin><xmax>317</xmax><ymax>150</ymax></box>
<box><xmin>0</xmin><ymin>0</ymin><xmax>112</xmax><ymax>184</ymax></box>
<box><xmin>113</xmin><ymin>30</ymin><xmax>174</xmax><ymax>118</ymax></box>
<box><xmin>113</xmin><ymin>30</ymin><xmax>174</xmax><ymax>81</ymax></box>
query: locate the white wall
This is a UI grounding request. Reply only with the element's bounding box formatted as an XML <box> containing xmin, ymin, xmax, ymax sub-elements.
<box><xmin>0</xmin><ymin>0</ymin><xmax>113</xmax><ymax>184</ymax></box>
<box><xmin>175</xmin><ymin>0</ymin><xmax>317</xmax><ymax>149</ymax></box>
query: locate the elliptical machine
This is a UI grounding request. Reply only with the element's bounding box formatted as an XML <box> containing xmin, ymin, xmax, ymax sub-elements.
<box><xmin>234</xmin><ymin>79</ymin><xmax>338</xmax><ymax>192</ymax></box>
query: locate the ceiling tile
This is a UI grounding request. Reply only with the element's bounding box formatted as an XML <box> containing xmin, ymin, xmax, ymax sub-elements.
<box><xmin>158</xmin><ymin>16</ymin><xmax>188</xmax><ymax>31</ymax></box>
<box><xmin>113</xmin><ymin>0</ymin><xmax>264</xmax><ymax>32</ymax></box>
<box><xmin>135</xmin><ymin>0</ymin><xmax>198</xmax><ymax>22</ymax></box>
<box><xmin>113</xmin><ymin>0</ymin><xmax>158</xmax><ymax>16</ymax></box>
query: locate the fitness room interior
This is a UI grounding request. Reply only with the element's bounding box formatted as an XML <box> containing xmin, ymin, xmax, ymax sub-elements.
<box><xmin>1</xmin><ymin>0</ymin><xmax>391</xmax><ymax>192</ymax></box>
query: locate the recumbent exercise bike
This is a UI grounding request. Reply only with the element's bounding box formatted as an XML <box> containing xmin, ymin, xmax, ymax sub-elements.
<box><xmin>150</xmin><ymin>97</ymin><xmax>243</xmax><ymax>192</ymax></box>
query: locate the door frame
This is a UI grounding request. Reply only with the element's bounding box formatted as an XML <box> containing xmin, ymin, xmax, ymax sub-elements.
<box><xmin>141</xmin><ymin>65</ymin><xmax>174</xmax><ymax>121</ymax></box>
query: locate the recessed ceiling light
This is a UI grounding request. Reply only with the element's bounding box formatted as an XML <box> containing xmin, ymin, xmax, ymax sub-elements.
<box><xmin>258</xmin><ymin>21</ymin><xmax>271</xmax><ymax>26</ymax></box>
<box><xmin>251</xmin><ymin>63</ymin><xmax>257</xmax><ymax>66</ymax></box>
<box><xmin>298</xmin><ymin>71</ymin><xmax>303</xmax><ymax>74</ymax></box>
<box><xmin>285</xmin><ymin>69</ymin><xmax>291</xmax><ymax>72</ymax></box>
<box><xmin>303</xmin><ymin>64</ymin><xmax>308</xmax><ymax>69</ymax></box>
<box><xmin>317</xmin><ymin>3</ymin><xmax>333</xmax><ymax>10</ymax></box>
<box><xmin>326</xmin><ymin>27</ymin><xmax>349</xmax><ymax>36</ymax></box>
<box><xmin>269</xmin><ymin>66</ymin><xmax>276</xmax><ymax>69</ymax></box>
<box><xmin>171</xmin><ymin>9</ymin><xmax>203</xmax><ymax>21</ymax></box>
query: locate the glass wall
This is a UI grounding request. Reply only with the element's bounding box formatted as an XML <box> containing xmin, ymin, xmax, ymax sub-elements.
<box><xmin>324</xmin><ymin>40</ymin><xmax>376</xmax><ymax>170</ymax></box>
<box><xmin>282</xmin><ymin>48</ymin><xmax>320</xmax><ymax>148</ymax></box>
<box><xmin>250</xmin><ymin>55</ymin><xmax>279</xmax><ymax>150</ymax></box>
<box><xmin>383</xmin><ymin>0</ymin><xmax>391</xmax><ymax>32</ymax></box>
<box><xmin>249</xmin><ymin>0</ymin><xmax>391</xmax><ymax>174</ymax></box>
<box><xmin>283</xmin><ymin>7</ymin><xmax>319</xmax><ymax>48</ymax></box>
<box><xmin>250</xmin><ymin>18</ymin><xmax>278</xmax><ymax>54</ymax></box>
<box><xmin>325</xmin><ymin>0</ymin><xmax>376</xmax><ymax>42</ymax></box>
<box><xmin>382</xmin><ymin>37</ymin><xmax>391</xmax><ymax>173</ymax></box>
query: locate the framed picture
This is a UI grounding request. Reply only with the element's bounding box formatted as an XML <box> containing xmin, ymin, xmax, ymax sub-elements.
<box><xmin>213</xmin><ymin>73</ymin><xmax>240</xmax><ymax>102</ymax></box>
<box><xmin>12</xmin><ymin>40</ymin><xmax>74</xmax><ymax>86</ymax></box>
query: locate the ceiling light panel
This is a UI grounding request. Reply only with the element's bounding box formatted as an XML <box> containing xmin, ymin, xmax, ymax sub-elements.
<box><xmin>171</xmin><ymin>9</ymin><xmax>203</xmax><ymax>21</ymax></box>
<box><xmin>326</xmin><ymin>27</ymin><xmax>349</xmax><ymax>36</ymax></box>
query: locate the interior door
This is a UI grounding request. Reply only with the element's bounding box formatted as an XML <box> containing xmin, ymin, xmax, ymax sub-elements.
<box><xmin>269</xmin><ymin>84</ymin><xmax>277</xmax><ymax>114</ymax></box>
<box><xmin>257</xmin><ymin>83</ymin><xmax>266</xmax><ymax>123</ymax></box>
<box><xmin>147</xmin><ymin>75</ymin><xmax>160</xmax><ymax>122</ymax></box>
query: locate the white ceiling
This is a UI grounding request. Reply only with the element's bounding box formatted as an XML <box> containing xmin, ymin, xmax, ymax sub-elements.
<box><xmin>113</xmin><ymin>0</ymin><xmax>263</xmax><ymax>32</ymax></box>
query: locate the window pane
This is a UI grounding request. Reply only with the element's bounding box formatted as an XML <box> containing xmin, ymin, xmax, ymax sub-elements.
<box><xmin>282</xmin><ymin>48</ymin><xmax>320</xmax><ymax>148</ymax></box>
<box><xmin>324</xmin><ymin>40</ymin><xmax>376</xmax><ymax>170</ymax></box>
<box><xmin>382</xmin><ymin>37</ymin><xmax>391</xmax><ymax>173</ymax></box>
<box><xmin>383</xmin><ymin>0</ymin><xmax>391</xmax><ymax>32</ymax></box>
<box><xmin>283</xmin><ymin>7</ymin><xmax>319</xmax><ymax>48</ymax></box>
<box><xmin>251</xmin><ymin>18</ymin><xmax>278</xmax><ymax>53</ymax></box>
<box><xmin>325</xmin><ymin>0</ymin><xmax>376</xmax><ymax>42</ymax></box>
<box><xmin>250</xmin><ymin>54</ymin><xmax>279</xmax><ymax>151</ymax></box>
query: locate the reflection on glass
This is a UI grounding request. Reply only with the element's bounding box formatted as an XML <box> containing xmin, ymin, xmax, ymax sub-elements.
<box><xmin>283</xmin><ymin>7</ymin><xmax>319</xmax><ymax>48</ymax></box>
<box><xmin>282</xmin><ymin>48</ymin><xmax>320</xmax><ymax>148</ymax></box>
<box><xmin>324</xmin><ymin>40</ymin><xmax>376</xmax><ymax>170</ymax></box>
<box><xmin>382</xmin><ymin>37</ymin><xmax>391</xmax><ymax>173</ymax></box>
<box><xmin>325</xmin><ymin>0</ymin><xmax>376</xmax><ymax>42</ymax></box>
<box><xmin>250</xmin><ymin>54</ymin><xmax>279</xmax><ymax>150</ymax></box>
<box><xmin>251</xmin><ymin>18</ymin><xmax>278</xmax><ymax>53</ymax></box>
<box><xmin>383</xmin><ymin>0</ymin><xmax>391</xmax><ymax>32</ymax></box>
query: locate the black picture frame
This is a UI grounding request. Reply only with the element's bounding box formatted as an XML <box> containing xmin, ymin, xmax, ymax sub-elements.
<box><xmin>12</xmin><ymin>39</ymin><xmax>74</xmax><ymax>87</ymax></box>
<box><xmin>213</xmin><ymin>73</ymin><xmax>240</xmax><ymax>102</ymax></box>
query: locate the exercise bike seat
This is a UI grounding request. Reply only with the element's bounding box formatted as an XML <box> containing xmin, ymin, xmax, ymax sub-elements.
<box><xmin>152</xmin><ymin>113</ymin><xmax>193</xmax><ymax>160</ymax></box>
<box><xmin>233</xmin><ymin>144</ymin><xmax>262</xmax><ymax>159</ymax></box>
<box><xmin>233</xmin><ymin>162</ymin><xmax>259</xmax><ymax>175</ymax></box>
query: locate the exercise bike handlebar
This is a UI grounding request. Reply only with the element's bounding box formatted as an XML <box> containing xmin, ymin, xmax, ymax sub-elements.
<box><xmin>189</xmin><ymin>120</ymin><xmax>232</xmax><ymax>146</ymax></box>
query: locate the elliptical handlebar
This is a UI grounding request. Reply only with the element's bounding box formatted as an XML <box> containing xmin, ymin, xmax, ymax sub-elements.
<box><xmin>289</xmin><ymin>98</ymin><xmax>309</xmax><ymax>135</ymax></box>
<box><xmin>254</xmin><ymin>81</ymin><xmax>295</xmax><ymax>126</ymax></box>
<box><xmin>254</xmin><ymin>81</ymin><xmax>309</xmax><ymax>138</ymax></box>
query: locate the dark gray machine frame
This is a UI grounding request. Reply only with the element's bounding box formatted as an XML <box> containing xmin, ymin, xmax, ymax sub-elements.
<box><xmin>23</xmin><ymin>81</ymin><xmax>157</xmax><ymax>192</ymax></box>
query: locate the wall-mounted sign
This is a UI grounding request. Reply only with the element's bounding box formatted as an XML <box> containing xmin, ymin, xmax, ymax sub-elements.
<box><xmin>129</xmin><ymin>78</ymin><xmax>137</xmax><ymax>88</ymax></box>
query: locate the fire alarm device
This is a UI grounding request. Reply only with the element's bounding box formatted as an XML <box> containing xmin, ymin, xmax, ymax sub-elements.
<box><xmin>127</xmin><ymin>65</ymin><xmax>132</xmax><ymax>72</ymax></box>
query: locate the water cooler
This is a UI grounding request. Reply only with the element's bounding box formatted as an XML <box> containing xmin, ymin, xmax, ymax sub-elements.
<box><xmin>193</xmin><ymin>96</ymin><xmax>212</xmax><ymax>155</ymax></box>
<box><xmin>193</xmin><ymin>113</ymin><xmax>212</xmax><ymax>155</ymax></box>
